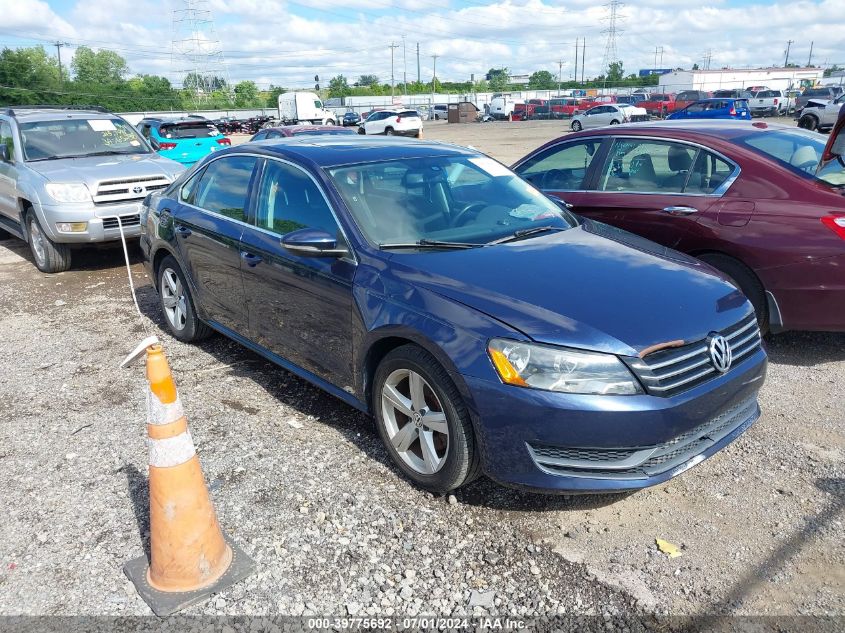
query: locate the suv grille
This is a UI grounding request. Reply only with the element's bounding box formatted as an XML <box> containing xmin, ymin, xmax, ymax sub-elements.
<box><xmin>528</xmin><ymin>395</ymin><xmax>759</xmax><ymax>480</ymax></box>
<box><xmin>94</xmin><ymin>176</ymin><xmax>170</xmax><ymax>205</ymax></box>
<box><xmin>625</xmin><ymin>313</ymin><xmax>762</xmax><ymax>397</ymax></box>
<box><xmin>102</xmin><ymin>214</ymin><xmax>140</xmax><ymax>230</ymax></box>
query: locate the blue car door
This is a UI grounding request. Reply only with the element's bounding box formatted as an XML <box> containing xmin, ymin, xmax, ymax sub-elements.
<box><xmin>239</xmin><ymin>157</ymin><xmax>356</xmax><ymax>387</ymax></box>
<box><xmin>171</xmin><ymin>154</ymin><xmax>258</xmax><ymax>333</ymax></box>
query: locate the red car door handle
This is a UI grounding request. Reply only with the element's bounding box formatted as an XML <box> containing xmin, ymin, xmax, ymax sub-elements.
<box><xmin>663</xmin><ymin>206</ymin><xmax>698</xmax><ymax>216</ymax></box>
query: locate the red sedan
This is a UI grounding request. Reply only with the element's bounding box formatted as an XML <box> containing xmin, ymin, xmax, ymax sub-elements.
<box><xmin>512</xmin><ymin>119</ymin><xmax>845</xmax><ymax>333</ymax></box>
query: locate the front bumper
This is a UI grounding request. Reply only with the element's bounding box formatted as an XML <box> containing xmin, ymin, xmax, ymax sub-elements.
<box><xmin>464</xmin><ymin>347</ymin><xmax>767</xmax><ymax>493</ymax></box>
<box><xmin>39</xmin><ymin>201</ymin><xmax>144</xmax><ymax>243</ymax></box>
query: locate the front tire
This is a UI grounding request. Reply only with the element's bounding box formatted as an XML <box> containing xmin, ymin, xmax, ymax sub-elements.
<box><xmin>373</xmin><ymin>345</ymin><xmax>480</xmax><ymax>493</ymax></box>
<box><xmin>26</xmin><ymin>213</ymin><xmax>71</xmax><ymax>273</ymax></box>
<box><xmin>699</xmin><ymin>253</ymin><xmax>769</xmax><ymax>334</ymax></box>
<box><xmin>798</xmin><ymin>114</ymin><xmax>818</xmax><ymax>131</ymax></box>
<box><xmin>571</xmin><ymin>120</ymin><xmax>582</xmax><ymax>131</ymax></box>
<box><xmin>157</xmin><ymin>255</ymin><xmax>212</xmax><ymax>342</ymax></box>
<box><xmin>384</xmin><ymin>127</ymin><xmax>395</xmax><ymax>136</ymax></box>
<box><xmin>358</xmin><ymin>127</ymin><xmax>366</xmax><ymax>135</ymax></box>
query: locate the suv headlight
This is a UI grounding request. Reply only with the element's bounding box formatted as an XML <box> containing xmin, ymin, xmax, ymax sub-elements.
<box><xmin>488</xmin><ymin>338</ymin><xmax>643</xmax><ymax>395</ymax></box>
<box><xmin>45</xmin><ymin>183</ymin><xmax>92</xmax><ymax>203</ymax></box>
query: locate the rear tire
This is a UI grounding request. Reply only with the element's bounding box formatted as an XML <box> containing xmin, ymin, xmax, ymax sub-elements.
<box><xmin>358</xmin><ymin>127</ymin><xmax>366</xmax><ymax>135</ymax></box>
<box><xmin>610</xmin><ymin>119</ymin><xmax>620</xmax><ymax>125</ymax></box>
<box><xmin>384</xmin><ymin>127</ymin><xmax>395</xmax><ymax>136</ymax></box>
<box><xmin>157</xmin><ymin>255</ymin><xmax>212</xmax><ymax>343</ymax></box>
<box><xmin>26</xmin><ymin>212</ymin><xmax>71</xmax><ymax>273</ymax></box>
<box><xmin>373</xmin><ymin>345</ymin><xmax>480</xmax><ymax>493</ymax></box>
<box><xmin>571</xmin><ymin>120</ymin><xmax>582</xmax><ymax>131</ymax></box>
<box><xmin>699</xmin><ymin>253</ymin><xmax>769</xmax><ymax>334</ymax></box>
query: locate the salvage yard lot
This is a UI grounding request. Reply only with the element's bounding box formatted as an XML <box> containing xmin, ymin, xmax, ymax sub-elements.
<box><xmin>0</xmin><ymin>119</ymin><xmax>843</xmax><ymax>620</ymax></box>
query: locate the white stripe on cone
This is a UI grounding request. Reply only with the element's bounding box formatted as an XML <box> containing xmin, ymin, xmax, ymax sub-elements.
<box><xmin>149</xmin><ymin>431</ymin><xmax>196</xmax><ymax>468</ymax></box>
<box><xmin>147</xmin><ymin>389</ymin><xmax>185</xmax><ymax>426</ymax></box>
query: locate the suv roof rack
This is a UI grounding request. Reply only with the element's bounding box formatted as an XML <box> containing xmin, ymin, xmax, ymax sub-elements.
<box><xmin>4</xmin><ymin>105</ymin><xmax>111</xmax><ymax>117</ymax></box>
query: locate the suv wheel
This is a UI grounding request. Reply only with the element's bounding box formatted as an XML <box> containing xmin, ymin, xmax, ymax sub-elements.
<box><xmin>798</xmin><ymin>114</ymin><xmax>818</xmax><ymax>131</ymax></box>
<box><xmin>26</xmin><ymin>213</ymin><xmax>71</xmax><ymax>273</ymax></box>
<box><xmin>373</xmin><ymin>345</ymin><xmax>480</xmax><ymax>493</ymax></box>
<box><xmin>157</xmin><ymin>255</ymin><xmax>211</xmax><ymax>342</ymax></box>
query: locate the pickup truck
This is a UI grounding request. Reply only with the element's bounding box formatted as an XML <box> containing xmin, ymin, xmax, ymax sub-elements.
<box><xmin>674</xmin><ymin>90</ymin><xmax>711</xmax><ymax>111</ymax></box>
<box><xmin>748</xmin><ymin>89</ymin><xmax>785</xmax><ymax>117</ymax></box>
<box><xmin>796</xmin><ymin>93</ymin><xmax>845</xmax><ymax>132</ymax></box>
<box><xmin>548</xmin><ymin>97</ymin><xmax>582</xmax><ymax>118</ymax></box>
<box><xmin>639</xmin><ymin>93</ymin><xmax>676</xmax><ymax>117</ymax></box>
<box><xmin>512</xmin><ymin>99</ymin><xmax>547</xmax><ymax>121</ymax></box>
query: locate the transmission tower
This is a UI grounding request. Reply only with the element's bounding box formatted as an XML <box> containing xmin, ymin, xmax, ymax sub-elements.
<box><xmin>171</xmin><ymin>0</ymin><xmax>231</xmax><ymax>107</ymax></box>
<box><xmin>600</xmin><ymin>0</ymin><xmax>624</xmax><ymax>88</ymax></box>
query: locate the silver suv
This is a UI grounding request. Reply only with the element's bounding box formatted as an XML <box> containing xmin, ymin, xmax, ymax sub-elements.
<box><xmin>0</xmin><ymin>106</ymin><xmax>184</xmax><ymax>272</ymax></box>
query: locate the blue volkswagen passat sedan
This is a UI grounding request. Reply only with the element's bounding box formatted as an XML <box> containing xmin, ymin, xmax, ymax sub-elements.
<box><xmin>140</xmin><ymin>137</ymin><xmax>767</xmax><ymax>494</ymax></box>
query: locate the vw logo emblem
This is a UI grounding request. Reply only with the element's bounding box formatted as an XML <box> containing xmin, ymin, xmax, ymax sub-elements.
<box><xmin>132</xmin><ymin>186</ymin><xmax>144</xmax><ymax>194</ymax></box>
<box><xmin>708</xmin><ymin>335</ymin><xmax>732</xmax><ymax>373</ymax></box>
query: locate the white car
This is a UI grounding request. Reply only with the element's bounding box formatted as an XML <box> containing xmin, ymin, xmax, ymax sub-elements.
<box><xmin>570</xmin><ymin>103</ymin><xmax>648</xmax><ymax>131</ymax></box>
<box><xmin>797</xmin><ymin>94</ymin><xmax>845</xmax><ymax>132</ymax></box>
<box><xmin>359</xmin><ymin>109</ymin><xmax>423</xmax><ymax>137</ymax></box>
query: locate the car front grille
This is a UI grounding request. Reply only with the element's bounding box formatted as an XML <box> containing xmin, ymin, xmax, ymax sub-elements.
<box><xmin>625</xmin><ymin>313</ymin><xmax>762</xmax><ymax>398</ymax></box>
<box><xmin>93</xmin><ymin>176</ymin><xmax>170</xmax><ymax>205</ymax></box>
<box><xmin>101</xmin><ymin>214</ymin><xmax>141</xmax><ymax>230</ymax></box>
<box><xmin>527</xmin><ymin>395</ymin><xmax>760</xmax><ymax>480</ymax></box>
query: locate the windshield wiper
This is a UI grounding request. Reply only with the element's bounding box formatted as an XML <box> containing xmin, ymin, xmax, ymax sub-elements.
<box><xmin>379</xmin><ymin>238</ymin><xmax>480</xmax><ymax>250</ymax></box>
<box><xmin>33</xmin><ymin>150</ymin><xmax>142</xmax><ymax>161</ymax></box>
<box><xmin>487</xmin><ymin>225</ymin><xmax>566</xmax><ymax>245</ymax></box>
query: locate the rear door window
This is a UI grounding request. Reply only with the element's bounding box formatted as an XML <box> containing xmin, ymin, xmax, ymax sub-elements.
<box><xmin>597</xmin><ymin>139</ymin><xmax>703</xmax><ymax>194</ymax></box>
<box><xmin>191</xmin><ymin>155</ymin><xmax>258</xmax><ymax>222</ymax></box>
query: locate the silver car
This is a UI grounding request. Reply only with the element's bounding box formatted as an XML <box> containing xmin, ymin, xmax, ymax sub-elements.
<box><xmin>0</xmin><ymin>106</ymin><xmax>184</xmax><ymax>272</ymax></box>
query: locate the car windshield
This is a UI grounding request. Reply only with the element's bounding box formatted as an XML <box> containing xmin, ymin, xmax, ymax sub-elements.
<box><xmin>20</xmin><ymin>118</ymin><xmax>150</xmax><ymax>160</ymax></box>
<box><xmin>736</xmin><ymin>127</ymin><xmax>845</xmax><ymax>186</ymax></box>
<box><xmin>292</xmin><ymin>129</ymin><xmax>354</xmax><ymax>136</ymax></box>
<box><xmin>160</xmin><ymin>122</ymin><xmax>220</xmax><ymax>139</ymax></box>
<box><xmin>327</xmin><ymin>155</ymin><xmax>576</xmax><ymax>247</ymax></box>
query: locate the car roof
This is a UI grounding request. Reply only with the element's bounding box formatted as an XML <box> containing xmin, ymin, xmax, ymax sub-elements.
<box><xmin>231</xmin><ymin>136</ymin><xmax>475</xmax><ymax>167</ymax></box>
<box><xmin>570</xmin><ymin>119</ymin><xmax>791</xmax><ymax>140</ymax></box>
<box><xmin>4</xmin><ymin>108</ymin><xmax>117</xmax><ymax>122</ymax></box>
<box><xmin>264</xmin><ymin>125</ymin><xmax>349</xmax><ymax>133</ymax></box>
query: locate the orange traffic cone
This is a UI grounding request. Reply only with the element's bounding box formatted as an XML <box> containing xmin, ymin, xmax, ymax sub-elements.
<box><xmin>122</xmin><ymin>337</ymin><xmax>253</xmax><ymax>616</ymax></box>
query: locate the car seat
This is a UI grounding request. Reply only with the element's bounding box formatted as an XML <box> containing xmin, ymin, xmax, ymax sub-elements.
<box><xmin>663</xmin><ymin>146</ymin><xmax>694</xmax><ymax>190</ymax></box>
<box><xmin>628</xmin><ymin>154</ymin><xmax>659</xmax><ymax>190</ymax></box>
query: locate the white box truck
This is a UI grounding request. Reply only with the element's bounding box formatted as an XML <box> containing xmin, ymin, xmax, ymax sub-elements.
<box><xmin>277</xmin><ymin>92</ymin><xmax>337</xmax><ymax>125</ymax></box>
<box><xmin>489</xmin><ymin>96</ymin><xmax>517</xmax><ymax>120</ymax></box>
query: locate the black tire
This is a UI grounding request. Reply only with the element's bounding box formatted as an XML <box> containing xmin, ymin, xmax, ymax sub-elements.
<box><xmin>157</xmin><ymin>255</ymin><xmax>212</xmax><ymax>342</ymax></box>
<box><xmin>358</xmin><ymin>127</ymin><xmax>366</xmax><ymax>135</ymax></box>
<box><xmin>384</xmin><ymin>127</ymin><xmax>395</xmax><ymax>136</ymax></box>
<box><xmin>571</xmin><ymin>120</ymin><xmax>582</xmax><ymax>131</ymax></box>
<box><xmin>609</xmin><ymin>119</ymin><xmax>620</xmax><ymax>125</ymax></box>
<box><xmin>699</xmin><ymin>253</ymin><xmax>769</xmax><ymax>334</ymax></box>
<box><xmin>26</xmin><ymin>212</ymin><xmax>71</xmax><ymax>273</ymax></box>
<box><xmin>798</xmin><ymin>114</ymin><xmax>818</xmax><ymax>131</ymax></box>
<box><xmin>373</xmin><ymin>345</ymin><xmax>480</xmax><ymax>493</ymax></box>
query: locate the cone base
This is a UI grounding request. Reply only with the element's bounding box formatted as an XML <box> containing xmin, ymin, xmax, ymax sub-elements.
<box><xmin>124</xmin><ymin>533</ymin><xmax>254</xmax><ymax>617</ymax></box>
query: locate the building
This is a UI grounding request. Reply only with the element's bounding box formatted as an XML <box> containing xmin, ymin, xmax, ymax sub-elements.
<box><xmin>658</xmin><ymin>68</ymin><xmax>824</xmax><ymax>93</ymax></box>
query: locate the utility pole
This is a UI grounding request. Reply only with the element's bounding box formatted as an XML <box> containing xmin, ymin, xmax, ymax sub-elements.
<box><xmin>416</xmin><ymin>42</ymin><xmax>420</xmax><ymax>84</ymax></box>
<box><xmin>431</xmin><ymin>54</ymin><xmax>438</xmax><ymax>105</ymax></box>
<box><xmin>54</xmin><ymin>41</ymin><xmax>69</xmax><ymax>84</ymax></box>
<box><xmin>402</xmin><ymin>35</ymin><xmax>407</xmax><ymax>96</ymax></box>
<box><xmin>581</xmin><ymin>38</ymin><xmax>586</xmax><ymax>84</ymax></box>
<box><xmin>574</xmin><ymin>38</ymin><xmax>580</xmax><ymax>86</ymax></box>
<box><xmin>389</xmin><ymin>42</ymin><xmax>399</xmax><ymax>99</ymax></box>
<box><xmin>784</xmin><ymin>39</ymin><xmax>794</xmax><ymax>66</ymax></box>
<box><xmin>558</xmin><ymin>60</ymin><xmax>563</xmax><ymax>95</ymax></box>
<box><xmin>807</xmin><ymin>41</ymin><xmax>814</xmax><ymax>66</ymax></box>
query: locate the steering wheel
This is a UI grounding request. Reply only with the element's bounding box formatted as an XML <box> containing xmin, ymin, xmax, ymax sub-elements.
<box><xmin>452</xmin><ymin>202</ymin><xmax>488</xmax><ymax>227</ymax></box>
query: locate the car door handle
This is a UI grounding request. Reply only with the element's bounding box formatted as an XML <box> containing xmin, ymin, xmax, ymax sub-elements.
<box><xmin>240</xmin><ymin>251</ymin><xmax>263</xmax><ymax>267</ymax></box>
<box><xmin>663</xmin><ymin>206</ymin><xmax>698</xmax><ymax>216</ymax></box>
<box><xmin>175</xmin><ymin>225</ymin><xmax>192</xmax><ymax>237</ymax></box>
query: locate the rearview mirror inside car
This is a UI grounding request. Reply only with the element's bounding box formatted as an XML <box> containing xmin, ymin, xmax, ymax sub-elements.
<box><xmin>281</xmin><ymin>228</ymin><xmax>347</xmax><ymax>258</ymax></box>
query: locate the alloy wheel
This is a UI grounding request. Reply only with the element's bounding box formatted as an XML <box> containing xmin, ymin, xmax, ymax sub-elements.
<box><xmin>381</xmin><ymin>368</ymin><xmax>449</xmax><ymax>475</ymax></box>
<box><xmin>161</xmin><ymin>267</ymin><xmax>188</xmax><ymax>331</ymax></box>
<box><xmin>28</xmin><ymin>218</ymin><xmax>46</xmax><ymax>268</ymax></box>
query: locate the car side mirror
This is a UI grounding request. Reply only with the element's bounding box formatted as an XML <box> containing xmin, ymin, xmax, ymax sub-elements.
<box><xmin>280</xmin><ymin>228</ymin><xmax>347</xmax><ymax>258</ymax></box>
<box><xmin>546</xmin><ymin>194</ymin><xmax>574</xmax><ymax>210</ymax></box>
<box><xmin>0</xmin><ymin>144</ymin><xmax>9</xmax><ymax>162</ymax></box>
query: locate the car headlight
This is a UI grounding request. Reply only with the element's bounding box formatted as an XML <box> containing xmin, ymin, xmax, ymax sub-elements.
<box><xmin>45</xmin><ymin>183</ymin><xmax>92</xmax><ymax>203</ymax></box>
<box><xmin>488</xmin><ymin>338</ymin><xmax>643</xmax><ymax>395</ymax></box>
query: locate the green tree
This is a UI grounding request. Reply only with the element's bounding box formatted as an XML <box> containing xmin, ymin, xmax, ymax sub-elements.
<box><xmin>528</xmin><ymin>70</ymin><xmax>556</xmax><ymax>89</ymax></box>
<box><xmin>71</xmin><ymin>46</ymin><xmax>128</xmax><ymax>84</ymax></box>
<box><xmin>692</xmin><ymin>63</ymin><xmax>700</xmax><ymax>70</ymax></box>
<box><xmin>328</xmin><ymin>74</ymin><xmax>351</xmax><ymax>98</ymax></box>
<box><xmin>233</xmin><ymin>80</ymin><xmax>259</xmax><ymax>107</ymax></box>
<box><xmin>824</xmin><ymin>64</ymin><xmax>842</xmax><ymax>77</ymax></box>
<box><xmin>605</xmin><ymin>61</ymin><xmax>624</xmax><ymax>83</ymax></box>
<box><xmin>356</xmin><ymin>74</ymin><xmax>379</xmax><ymax>87</ymax></box>
<box><xmin>486</xmin><ymin>68</ymin><xmax>509</xmax><ymax>92</ymax></box>
<box><xmin>0</xmin><ymin>46</ymin><xmax>61</xmax><ymax>105</ymax></box>
<box><xmin>264</xmin><ymin>84</ymin><xmax>285</xmax><ymax>107</ymax></box>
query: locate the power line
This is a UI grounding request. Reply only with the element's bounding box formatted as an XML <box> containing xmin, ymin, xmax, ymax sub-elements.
<box><xmin>54</xmin><ymin>41</ymin><xmax>70</xmax><ymax>84</ymax></box>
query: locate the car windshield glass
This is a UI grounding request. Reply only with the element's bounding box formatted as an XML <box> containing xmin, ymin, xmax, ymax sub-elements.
<box><xmin>160</xmin><ymin>122</ymin><xmax>220</xmax><ymax>139</ymax></box>
<box><xmin>327</xmin><ymin>155</ymin><xmax>576</xmax><ymax>247</ymax></box>
<box><xmin>293</xmin><ymin>129</ymin><xmax>354</xmax><ymax>136</ymax></box>
<box><xmin>737</xmin><ymin>127</ymin><xmax>845</xmax><ymax>186</ymax></box>
<box><xmin>20</xmin><ymin>118</ymin><xmax>150</xmax><ymax>160</ymax></box>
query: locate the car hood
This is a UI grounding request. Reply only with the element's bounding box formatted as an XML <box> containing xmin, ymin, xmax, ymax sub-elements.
<box><xmin>27</xmin><ymin>153</ymin><xmax>185</xmax><ymax>186</ymax></box>
<box><xmin>386</xmin><ymin>221</ymin><xmax>750</xmax><ymax>357</ymax></box>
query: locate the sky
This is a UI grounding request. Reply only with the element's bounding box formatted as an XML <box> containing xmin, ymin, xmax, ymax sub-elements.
<box><xmin>1</xmin><ymin>0</ymin><xmax>844</xmax><ymax>90</ymax></box>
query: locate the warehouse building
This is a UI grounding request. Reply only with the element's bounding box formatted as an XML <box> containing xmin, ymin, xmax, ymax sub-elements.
<box><xmin>658</xmin><ymin>67</ymin><xmax>824</xmax><ymax>93</ymax></box>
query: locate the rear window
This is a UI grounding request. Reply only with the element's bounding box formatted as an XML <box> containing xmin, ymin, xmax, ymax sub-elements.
<box><xmin>803</xmin><ymin>89</ymin><xmax>829</xmax><ymax>97</ymax></box>
<box><xmin>160</xmin><ymin>123</ymin><xmax>219</xmax><ymax>139</ymax></box>
<box><xmin>399</xmin><ymin>110</ymin><xmax>420</xmax><ymax>117</ymax></box>
<box><xmin>735</xmin><ymin>99</ymin><xmax>749</xmax><ymax>109</ymax></box>
<box><xmin>756</xmin><ymin>90</ymin><xmax>780</xmax><ymax>98</ymax></box>
<box><xmin>650</xmin><ymin>94</ymin><xmax>668</xmax><ymax>102</ymax></box>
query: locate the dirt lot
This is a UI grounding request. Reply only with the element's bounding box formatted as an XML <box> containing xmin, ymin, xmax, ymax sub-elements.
<box><xmin>0</xmin><ymin>120</ymin><xmax>843</xmax><ymax>623</ymax></box>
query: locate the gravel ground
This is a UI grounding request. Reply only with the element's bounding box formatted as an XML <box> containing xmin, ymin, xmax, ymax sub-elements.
<box><xmin>0</xmin><ymin>120</ymin><xmax>843</xmax><ymax>623</ymax></box>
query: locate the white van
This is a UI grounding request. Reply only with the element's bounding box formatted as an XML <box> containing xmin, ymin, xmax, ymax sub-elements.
<box><xmin>489</xmin><ymin>96</ymin><xmax>517</xmax><ymax>120</ymax></box>
<box><xmin>277</xmin><ymin>92</ymin><xmax>337</xmax><ymax>125</ymax></box>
